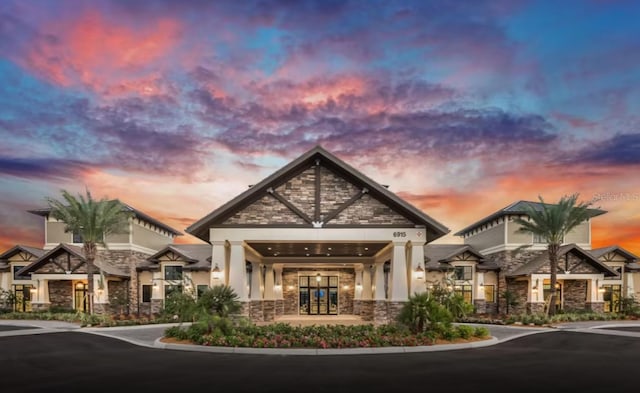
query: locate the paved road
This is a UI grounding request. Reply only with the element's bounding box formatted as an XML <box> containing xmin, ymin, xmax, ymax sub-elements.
<box><xmin>1</xmin><ymin>330</ymin><xmax>639</xmax><ymax>393</ymax></box>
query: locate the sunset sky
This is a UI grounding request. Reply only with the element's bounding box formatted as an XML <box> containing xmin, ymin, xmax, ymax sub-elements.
<box><xmin>0</xmin><ymin>0</ymin><xmax>638</xmax><ymax>255</ymax></box>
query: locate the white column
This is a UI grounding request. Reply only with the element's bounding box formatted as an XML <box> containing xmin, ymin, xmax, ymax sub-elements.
<box><xmin>151</xmin><ymin>272</ymin><xmax>162</xmax><ymax>300</ymax></box>
<box><xmin>94</xmin><ymin>275</ymin><xmax>109</xmax><ymax>304</ymax></box>
<box><xmin>626</xmin><ymin>272</ymin><xmax>635</xmax><ymax>297</ymax></box>
<box><xmin>373</xmin><ymin>261</ymin><xmax>386</xmax><ymax>300</ymax></box>
<box><xmin>362</xmin><ymin>264</ymin><xmax>373</xmax><ymax>300</ymax></box>
<box><xmin>263</xmin><ymin>264</ymin><xmax>275</xmax><ymax>300</ymax></box>
<box><xmin>409</xmin><ymin>241</ymin><xmax>426</xmax><ymax>295</ymax></box>
<box><xmin>274</xmin><ymin>265</ymin><xmax>284</xmax><ymax>299</ymax></box>
<box><xmin>0</xmin><ymin>272</ymin><xmax>10</xmax><ymax>291</ymax></box>
<box><xmin>228</xmin><ymin>241</ymin><xmax>248</xmax><ymax>301</ymax></box>
<box><xmin>590</xmin><ymin>277</ymin><xmax>603</xmax><ymax>302</ymax></box>
<box><xmin>476</xmin><ymin>272</ymin><xmax>486</xmax><ymax>301</ymax></box>
<box><xmin>390</xmin><ymin>241</ymin><xmax>409</xmax><ymax>301</ymax></box>
<box><xmin>250</xmin><ymin>262</ymin><xmax>262</xmax><ymax>300</ymax></box>
<box><xmin>354</xmin><ymin>266</ymin><xmax>363</xmax><ymax>300</ymax></box>
<box><xmin>211</xmin><ymin>241</ymin><xmax>226</xmax><ymax>286</ymax></box>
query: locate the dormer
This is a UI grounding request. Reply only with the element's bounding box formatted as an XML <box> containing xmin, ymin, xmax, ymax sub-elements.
<box><xmin>28</xmin><ymin>201</ymin><xmax>182</xmax><ymax>254</ymax></box>
<box><xmin>455</xmin><ymin>200</ymin><xmax>606</xmax><ymax>255</ymax></box>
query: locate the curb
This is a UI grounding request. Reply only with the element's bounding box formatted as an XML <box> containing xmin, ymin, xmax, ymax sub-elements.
<box><xmin>152</xmin><ymin>336</ymin><xmax>502</xmax><ymax>356</ymax></box>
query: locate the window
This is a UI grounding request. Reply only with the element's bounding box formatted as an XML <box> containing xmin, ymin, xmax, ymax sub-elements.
<box><xmin>453</xmin><ymin>266</ymin><xmax>472</xmax><ymax>281</ymax></box>
<box><xmin>12</xmin><ymin>266</ymin><xmax>29</xmax><ymax>281</ymax></box>
<box><xmin>164</xmin><ymin>266</ymin><xmax>183</xmax><ymax>281</ymax></box>
<box><xmin>484</xmin><ymin>284</ymin><xmax>495</xmax><ymax>303</ymax></box>
<box><xmin>533</xmin><ymin>233</ymin><xmax>547</xmax><ymax>244</ymax></box>
<box><xmin>164</xmin><ymin>285</ymin><xmax>182</xmax><ymax>299</ymax></box>
<box><xmin>197</xmin><ymin>285</ymin><xmax>209</xmax><ymax>299</ymax></box>
<box><xmin>13</xmin><ymin>284</ymin><xmax>33</xmax><ymax>312</ymax></box>
<box><xmin>454</xmin><ymin>284</ymin><xmax>473</xmax><ymax>303</ymax></box>
<box><xmin>141</xmin><ymin>285</ymin><xmax>152</xmax><ymax>303</ymax></box>
<box><xmin>603</xmin><ymin>285</ymin><xmax>621</xmax><ymax>313</ymax></box>
<box><xmin>72</xmin><ymin>230</ymin><xmax>83</xmax><ymax>243</ymax></box>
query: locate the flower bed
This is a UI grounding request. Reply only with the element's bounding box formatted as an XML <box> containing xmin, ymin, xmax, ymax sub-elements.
<box><xmin>165</xmin><ymin>321</ymin><xmax>490</xmax><ymax>349</ymax></box>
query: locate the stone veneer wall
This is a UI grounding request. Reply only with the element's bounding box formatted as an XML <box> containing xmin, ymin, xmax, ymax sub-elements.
<box><xmin>505</xmin><ymin>279</ymin><xmax>528</xmax><ymax>315</ymax></box>
<box><xmin>107</xmin><ymin>280</ymin><xmax>128</xmax><ymax>314</ymax></box>
<box><xmin>97</xmin><ymin>250</ymin><xmax>149</xmax><ymax>313</ymax></box>
<box><xmin>485</xmin><ymin>250</ymin><xmax>545</xmax><ymax>313</ymax></box>
<box><xmin>563</xmin><ymin>280</ymin><xmax>588</xmax><ymax>312</ymax></box>
<box><xmin>48</xmin><ymin>281</ymin><xmax>72</xmax><ymax>309</ymax></box>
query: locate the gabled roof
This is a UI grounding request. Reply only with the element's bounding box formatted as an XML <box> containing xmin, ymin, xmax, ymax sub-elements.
<box><xmin>590</xmin><ymin>245</ymin><xmax>638</xmax><ymax>262</ymax></box>
<box><xmin>455</xmin><ymin>200</ymin><xmax>607</xmax><ymax>236</ymax></box>
<box><xmin>186</xmin><ymin>145</ymin><xmax>450</xmax><ymax>242</ymax></box>
<box><xmin>17</xmin><ymin>243</ymin><xmax>128</xmax><ymax>278</ymax></box>
<box><xmin>507</xmin><ymin>244</ymin><xmax>618</xmax><ymax>277</ymax></box>
<box><xmin>139</xmin><ymin>244</ymin><xmax>212</xmax><ymax>272</ymax></box>
<box><xmin>0</xmin><ymin>245</ymin><xmax>45</xmax><ymax>261</ymax></box>
<box><xmin>423</xmin><ymin>244</ymin><xmax>497</xmax><ymax>271</ymax></box>
<box><xmin>28</xmin><ymin>200</ymin><xmax>182</xmax><ymax>236</ymax></box>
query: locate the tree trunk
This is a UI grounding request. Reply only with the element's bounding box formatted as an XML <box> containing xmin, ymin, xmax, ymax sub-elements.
<box><xmin>548</xmin><ymin>243</ymin><xmax>559</xmax><ymax>316</ymax></box>
<box><xmin>85</xmin><ymin>243</ymin><xmax>97</xmax><ymax>315</ymax></box>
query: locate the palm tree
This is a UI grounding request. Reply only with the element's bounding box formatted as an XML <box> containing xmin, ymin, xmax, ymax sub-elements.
<box><xmin>46</xmin><ymin>190</ymin><xmax>130</xmax><ymax>314</ymax></box>
<box><xmin>513</xmin><ymin>193</ymin><xmax>593</xmax><ymax>315</ymax></box>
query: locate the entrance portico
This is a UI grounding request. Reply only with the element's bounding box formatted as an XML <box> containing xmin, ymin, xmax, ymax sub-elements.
<box><xmin>186</xmin><ymin>146</ymin><xmax>449</xmax><ymax>323</ymax></box>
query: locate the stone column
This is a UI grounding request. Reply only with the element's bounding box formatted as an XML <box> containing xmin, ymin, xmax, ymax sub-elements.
<box><xmin>409</xmin><ymin>241</ymin><xmax>426</xmax><ymax>295</ymax></box>
<box><xmin>353</xmin><ymin>266</ymin><xmax>363</xmax><ymax>315</ymax></box>
<box><xmin>263</xmin><ymin>264</ymin><xmax>276</xmax><ymax>321</ymax></box>
<box><xmin>249</xmin><ymin>261</ymin><xmax>263</xmax><ymax>322</ymax></box>
<box><xmin>93</xmin><ymin>275</ymin><xmax>109</xmax><ymax>315</ymax></box>
<box><xmin>388</xmin><ymin>241</ymin><xmax>408</xmax><ymax>322</ymax></box>
<box><xmin>150</xmin><ymin>272</ymin><xmax>163</xmax><ymax>315</ymax></box>
<box><xmin>586</xmin><ymin>276</ymin><xmax>605</xmax><ymax>313</ymax></box>
<box><xmin>360</xmin><ymin>264</ymin><xmax>374</xmax><ymax>321</ymax></box>
<box><xmin>474</xmin><ymin>272</ymin><xmax>486</xmax><ymax>314</ymax></box>
<box><xmin>31</xmin><ymin>279</ymin><xmax>51</xmax><ymax>312</ymax></box>
<box><xmin>373</xmin><ymin>261</ymin><xmax>387</xmax><ymax>324</ymax></box>
<box><xmin>228</xmin><ymin>241</ymin><xmax>248</xmax><ymax>315</ymax></box>
<box><xmin>211</xmin><ymin>241</ymin><xmax>226</xmax><ymax>286</ymax></box>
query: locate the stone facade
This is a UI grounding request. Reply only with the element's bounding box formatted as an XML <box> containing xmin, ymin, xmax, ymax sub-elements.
<box><xmin>250</xmin><ymin>300</ymin><xmax>264</xmax><ymax>322</ymax></box>
<box><xmin>485</xmin><ymin>250</ymin><xmax>544</xmax><ymax>313</ymax></box>
<box><xmin>151</xmin><ymin>299</ymin><xmax>163</xmax><ymax>315</ymax></box>
<box><xmin>586</xmin><ymin>302</ymin><xmax>605</xmax><ymax>313</ymax></box>
<box><xmin>319</xmin><ymin>166</ymin><xmax>359</xmax><ymax>220</ymax></box>
<box><xmin>276</xmin><ymin>167</ymin><xmax>316</xmax><ymax>218</ymax></box>
<box><xmin>48</xmin><ymin>281</ymin><xmax>72</xmax><ymax>309</ymax></box>
<box><xmin>505</xmin><ymin>279</ymin><xmax>528</xmax><ymax>315</ymax></box>
<box><xmin>387</xmin><ymin>301</ymin><xmax>405</xmax><ymax>323</ymax></box>
<box><xmin>224</xmin><ymin>195</ymin><xmax>305</xmax><ymax>225</ymax></box>
<box><xmin>526</xmin><ymin>302</ymin><xmax>545</xmax><ymax>314</ymax></box>
<box><xmin>360</xmin><ymin>300</ymin><xmax>374</xmax><ymax>321</ymax></box>
<box><xmin>275</xmin><ymin>299</ymin><xmax>284</xmax><ymax>316</ymax></box>
<box><xmin>474</xmin><ymin>299</ymin><xmax>486</xmax><ymax>314</ymax></box>
<box><xmin>563</xmin><ymin>280</ymin><xmax>588</xmax><ymax>312</ymax></box>
<box><xmin>107</xmin><ymin>280</ymin><xmax>128</xmax><ymax>315</ymax></box>
<box><xmin>373</xmin><ymin>300</ymin><xmax>388</xmax><ymax>325</ymax></box>
<box><xmin>263</xmin><ymin>300</ymin><xmax>276</xmax><ymax>321</ymax></box>
<box><xmin>333</xmin><ymin>194</ymin><xmax>412</xmax><ymax>226</ymax></box>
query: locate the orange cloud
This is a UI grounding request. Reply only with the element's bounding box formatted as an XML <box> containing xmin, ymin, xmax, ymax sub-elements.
<box><xmin>23</xmin><ymin>11</ymin><xmax>181</xmax><ymax>96</ymax></box>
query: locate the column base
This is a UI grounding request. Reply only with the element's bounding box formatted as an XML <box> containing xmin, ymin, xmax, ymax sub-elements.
<box><xmin>526</xmin><ymin>302</ymin><xmax>546</xmax><ymax>314</ymax></box>
<box><xmin>474</xmin><ymin>299</ymin><xmax>487</xmax><ymax>314</ymax></box>
<box><xmin>263</xmin><ymin>300</ymin><xmax>276</xmax><ymax>322</ymax></box>
<box><xmin>360</xmin><ymin>300</ymin><xmax>374</xmax><ymax>321</ymax></box>
<box><xmin>373</xmin><ymin>300</ymin><xmax>388</xmax><ymax>325</ymax></box>
<box><xmin>94</xmin><ymin>303</ymin><xmax>109</xmax><ymax>315</ymax></box>
<box><xmin>151</xmin><ymin>299</ymin><xmax>163</xmax><ymax>315</ymax></box>
<box><xmin>31</xmin><ymin>302</ymin><xmax>50</xmax><ymax>312</ymax></box>
<box><xmin>275</xmin><ymin>299</ymin><xmax>284</xmax><ymax>317</ymax></box>
<box><xmin>586</xmin><ymin>302</ymin><xmax>605</xmax><ymax>313</ymax></box>
<box><xmin>353</xmin><ymin>299</ymin><xmax>362</xmax><ymax>315</ymax></box>
<box><xmin>250</xmin><ymin>300</ymin><xmax>264</xmax><ymax>322</ymax></box>
<box><xmin>387</xmin><ymin>301</ymin><xmax>406</xmax><ymax>322</ymax></box>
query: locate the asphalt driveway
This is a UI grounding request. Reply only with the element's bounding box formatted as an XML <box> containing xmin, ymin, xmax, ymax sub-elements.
<box><xmin>1</xmin><ymin>331</ymin><xmax>639</xmax><ymax>393</ymax></box>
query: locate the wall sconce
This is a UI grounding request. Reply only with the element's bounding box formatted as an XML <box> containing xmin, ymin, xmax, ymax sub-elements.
<box><xmin>342</xmin><ymin>284</ymin><xmax>350</xmax><ymax>290</ymax></box>
<box><xmin>532</xmin><ymin>286</ymin><xmax>538</xmax><ymax>294</ymax></box>
<box><xmin>29</xmin><ymin>287</ymin><xmax>37</xmax><ymax>295</ymax></box>
<box><xmin>316</xmin><ymin>273</ymin><xmax>321</xmax><ymax>282</ymax></box>
<box><xmin>598</xmin><ymin>286</ymin><xmax>605</xmax><ymax>293</ymax></box>
<box><xmin>479</xmin><ymin>282</ymin><xmax>484</xmax><ymax>289</ymax></box>
<box><xmin>153</xmin><ymin>280</ymin><xmax>159</xmax><ymax>288</ymax></box>
<box><xmin>414</xmin><ymin>263</ymin><xmax>424</xmax><ymax>280</ymax></box>
<box><xmin>212</xmin><ymin>263</ymin><xmax>222</xmax><ymax>280</ymax></box>
<box><xmin>355</xmin><ymin>282</ymin><xmax>362</xmax><ymax>290</ymax></box>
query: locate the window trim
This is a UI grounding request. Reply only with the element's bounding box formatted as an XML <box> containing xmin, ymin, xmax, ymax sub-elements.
<box><xmin>141</xmin><ymin>284</ymin><xmax>152</xmax><ymax>303</ymax></box>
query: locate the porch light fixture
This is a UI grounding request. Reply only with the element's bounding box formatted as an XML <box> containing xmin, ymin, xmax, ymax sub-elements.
<box><xmin>153</xmin><ymin>280</ymin><xmax>159</xmax><ymax>288</ymax></box>
<box><xmin>316</xmin><ymin>273</ymin><xmax>321</xmax><ymax>282</ymax></box>
<box><xmin>29</xmin><ymin>287</ymin><xmax>37</xmax><ymax>294</ymax></box>
<box><xmin>212</xmin><ymin>264</ymin><xmax>222</xmax><ymax>280</ymax></box>
<box><xmin>598</xmin><ymin>286</ymin><xmax>605</xmax><ymax>293</ymax></box>
<box><xmin>356</xmin><ymin>282</ymin><xmax>362</xmax><ymax>289</ymax></box>
<box><xmin>415</xmin><ymin>263</ymin><xmax>425</xmax><ymax>280</ymax></box>
<box><xmin>532</xmin><ymin>286</ymin><xmax>538</xmax><ymax>294</ymax></box>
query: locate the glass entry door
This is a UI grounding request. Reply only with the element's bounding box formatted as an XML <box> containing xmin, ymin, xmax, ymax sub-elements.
<box><xmin>74</xmin><ymin>282</ymin><xmax>88</xmax><ymax>312</ymax></box>
<box><xmin>299</xmin><ymin>275</ymin><xmax>338</xmax><ymax>315</ymax></box>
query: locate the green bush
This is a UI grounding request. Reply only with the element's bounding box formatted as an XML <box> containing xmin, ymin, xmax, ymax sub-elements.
<box><xmin>398</xmin><ymin>292</ymin><xmax>453</xmax><ymax>333</ymax></box>
<box><xmin>456</xmin><ymin>324</ymin><xmax>474</xmax><ymax>339</ymax></box>
<box><xmin>473</xmin><ymin>326</ymin><xmax>490</xmax><ymax>338</ymax></box>
<box><xmin>196</xmin><ymin>285</ymin><xmax>241</xmax><ymax>317</ymax></box>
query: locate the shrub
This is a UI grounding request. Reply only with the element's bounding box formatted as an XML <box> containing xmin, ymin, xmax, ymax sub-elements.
<box><xmin>473</xmin><ymin>326</ymin><xmax>490</xmax><ymax>338</ymax></box>
<box><xmin>196</xmin><ymin>285</ymin><xmax>241</xmax><ymax>317</ymax></box>
<box><xmin>456</xmin><ymin>324</ymin><xmax>474</xmax><ymax>339</ymax></box>
<box><xmin>162</xmin><ymin>292</ymin><xmax>197</xmax><ymax>322</ymax></box>
<box><xmin>398</xmin><ymin>292</ymin><xmax>453</xmax><ymax>333</ymax></box>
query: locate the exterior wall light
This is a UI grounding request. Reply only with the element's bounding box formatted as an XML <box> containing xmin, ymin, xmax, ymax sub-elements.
<box><xmin>532</xmin><ymin>286</ymin><xmax>538</xmax><ymax>294</ymax></box>
<box><xmin>355</xmin><ymin>282</ymin><xmax>362</xmax><ymax>290</ymax></box>
<box><xmin>598</xmin><ymin>286</ymin><xmax>605</xmax><ymax>293</ymax></box>
<box><xmin>316</xmin><ymin>273</ymin><xmax>321</xmax><ymax>282</ymax></box>
<box><xmin>212</xmin><ymin>264</ymin><xmax>222</xmax><ymax>280</ymax></box>
<box><xmin>415</xmin><ymin>263</ymin><xmax>424</xmax><ymax>280</ymax></box>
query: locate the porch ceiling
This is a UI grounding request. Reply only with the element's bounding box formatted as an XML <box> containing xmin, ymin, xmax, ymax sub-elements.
<box><xmin>247</xmin><ymin>241</ymin><xmax>388</xmax><ymax>258</ymax></box>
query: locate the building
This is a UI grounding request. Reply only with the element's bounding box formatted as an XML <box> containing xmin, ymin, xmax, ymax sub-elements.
<box><xmin>1</xmin><ymin>146</ymin><xmax>638</xmax><ymax>321</ymax></box>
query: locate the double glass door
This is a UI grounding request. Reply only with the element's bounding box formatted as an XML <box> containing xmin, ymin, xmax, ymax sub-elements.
<box><xmin>299</xmin><ymin>275</ymin><xmax>338</xmax><ymax>315</ymax></box>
